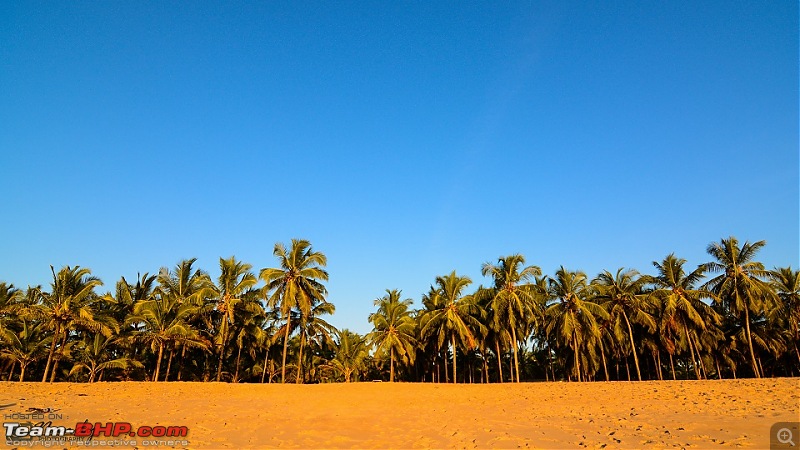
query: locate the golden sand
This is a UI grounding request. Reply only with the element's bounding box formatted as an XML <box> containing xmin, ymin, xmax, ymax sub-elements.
<box><xmin>2</xmin><ymin>379</ymin><xmax>798</xmax><ymax>449</ymax></box>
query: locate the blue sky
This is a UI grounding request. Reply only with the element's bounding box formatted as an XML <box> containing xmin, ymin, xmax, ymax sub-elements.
<box><xmin>1</xmin><ymin>2</ymin><xmax>797</xmax><ymax>334</ymax></box>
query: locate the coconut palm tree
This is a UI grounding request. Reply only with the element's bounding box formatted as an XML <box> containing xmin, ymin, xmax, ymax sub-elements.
<box><xmin>769</xmin><ymin>267</ymin><xmax>800</xmax><ymax>366</ymax></box>
<box><xmin>294</xmin><ymin>300</ymin><xmax>337</xmax><ymax>383</ymax></box>
<box><xmin>703</xmin><ymin>237</ymin><xmax>776</xmax><ymax>378</ymax></box>
<box><xmin>481</xmin><ymin>254</ymin><xmax>543</xmax><ymax>383</ymax></box>
<box><xmin>648</xmin><ymin>254</ymin><xmax>720</xmax><ymax>379</ymax></box>
<box><xmin>129</xmin><ymin>295</ymin><xmax>208</xmax><ymax>381</ymax></box>
<box><xmin>254</xmin><ymin>308</ymin><xmax>281</xmax><ymax>383</ymax></box>
<box><xmin>421</xmin><ymin>271</ymin><xmax>486</xmax><ymax>383</ymax></box>
<box><xmin>156</xmin><ymin>259</ymin><xmax>215</xmax><ymax>306</ymax></box>
<box><xmin>367</xmin><ymin>289</ymin><xmax>416</xmax><ymax>382</ymax></box>
<box><xmin>0</xmin><ymin>282</ymin><xmax>23</xmax><ymax>345</ymax></box>
<box><xmin>476</xmin><ymin>290</ymin><xmax>509</xmax><ymax>382</ymax></box>
<box><xmin>546</xmin><ymin>267</ymin><xmax>607</xmax><ymax>382</ymax></box>
<box><xmin>0</xmin><ymin>319</ymin><xmax>47</xmax><ymax>381</ymax></box>
<box><xmin>211</xmin><ymin>256</ymin><xmax>259</xmax><ymax>382</ymax></box>
<box><xmin>155</xmin><ymin>259</ymin><xmax>215</xmax><ymax>381</ymax></box>
<box><xmin>113</xmin><ymin>273</ymin><xmax>157</xmax><ymax>320</ymax></box>
<box><xmin>329</xmin><ymin>329</ymin><xmax>369</xmax><ymax>382</ymax></box>
<box><xmin>68</xmin><ymin>332</ymin><xmax>142</xmax><ymax>382</ymax></box>
<box><xmin>260</xmin><ymin>239</ymin><xmax>328</xmax><ymax>383</ymax></box>
<box><xmin>594</xmin><ymin>268</ymin><xmax>655</xmax><ymax>381</ymax></box>
<box><xmin>26</xmin><ymin>266</ymin><xmax>113</xmax><ymax>382</ymax></box>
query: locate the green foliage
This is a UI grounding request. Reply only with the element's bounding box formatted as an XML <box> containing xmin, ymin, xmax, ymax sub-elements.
<box><xmin>1</xmin><ymin>236</ymin><xmax>797</xmax><ymax>383</ymax></box>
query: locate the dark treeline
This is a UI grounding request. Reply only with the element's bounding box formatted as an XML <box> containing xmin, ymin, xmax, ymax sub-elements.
<box><xmin>1</xmin><ymin>236</ymin><xmax>797</xmax><ymax>383</ymax></box>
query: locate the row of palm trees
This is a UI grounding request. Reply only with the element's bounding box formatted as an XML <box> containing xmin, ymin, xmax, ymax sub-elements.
<box><xmin>366</xmin><ymin>237</ymin><xmax>798</xmax><ymax>383</ymax></box>
<box><xmin>0</xmin><ymin>236</ymin><xmax>797</xmax><ymax>383</ymax></box>
<box><xmin>0</xmin><ymin>239</ymin><xmax>335</xmax><ymax>383</ymax></box>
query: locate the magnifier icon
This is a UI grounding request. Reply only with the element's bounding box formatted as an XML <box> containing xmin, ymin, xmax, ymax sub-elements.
<box><xmin>778</xmin><ymin>428</ymin><xmax>795</xmax><ymax>446</ymax></box>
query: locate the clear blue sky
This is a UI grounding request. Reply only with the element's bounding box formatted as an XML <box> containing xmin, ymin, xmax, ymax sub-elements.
<box><xmin>1</xmin><ymin>2</ymin><xmax>797</xmax><ymax>334</ymax></box>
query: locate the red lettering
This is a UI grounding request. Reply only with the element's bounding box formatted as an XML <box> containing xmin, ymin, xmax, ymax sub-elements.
<box><xmin>93</xmin><ymin>422</ymin><xmax>113</xmax><ymax>437</ymax></box>
<box><xmin>113</xmin><ymin>422</ymin><xmax>132</xmax><ymax>437</ymax></box>
<box><xmin>74</xmin><ymin>422</ymin><xmax>92</xmax><ymax>437</ymax></box>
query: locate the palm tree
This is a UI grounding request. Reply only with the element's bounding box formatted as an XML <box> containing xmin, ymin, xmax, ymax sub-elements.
<box><xmin>594</xmin><ymin>268</ymin><xmax>655</xmax><ymax>381</ymax></box>
<box><xmin>113</xmin><ymin>273</ymin><xmax>158</xmax><ymax>320</ymax></box>
<box><xmin>0</xmin><ymin>282</ymin><xmax>23</xmax><ymax>346</ymax></box>
<box><xmin>769</xmin><ymin>267</ymin><xmax>800</xmax><ymax>365</ymax></box>
<box><xmin>421</xmin><ymin>271</ymin><xmax>486</xmax><ymax>383</ymax></box>
<box><xmin>156</xmin><ymin>259</ymin><xmax>215</xmax><ymax>307</ymax></box>
<box><xmin>367</xmin><ymin>289</ymin><xmax>416</xmax><ymax>382</ymax></box>
<box><xmin>129</xmin><ymin>295</ymin><xmax>208</xmax><ymax>381</ymax></box>
<box><xmin>0</xmin><ymin>319</ymin><xmax>47</xmax><ymax>381</ymax></box>
<box><xmin>648</xmin><ymin>254</ymin><xmax>720</xmax><ymax>380</ymax></box>
<box><xmin>260</xmin><ymin>239</ymin><xmax>328</xmax><ymax>383</ymax></box>
<box><xmin>328</xmin><ymin>329</ymin><xmax>369</xmax><ymax>382</ymax></box>
<box><xmin>211</xmin><ymin>256</ymin><xmax>259</xmax><ymax>382</ymax></box>
<box><xmin>68</xmin><ymin>333</ymin><xmax>142</xmax><ymax>382</ymax></box>
<box><xmin>154</xmin><ymin>259</ymin><xmax>215</xmax><ymax>380</ymax></box>
<box><xmin>480</xmin><ymin>254</ymin><xmax>542</xmax><ymax>383</ymax></box>
<box><xmin>703</xmin><ymin>237</ymin><xmax>776</xmax><ymax>378</ymax></box>
<box><xmin>546</xmin><ymin>267</ymin><xmax>607</xmax><ymax>382</ymax></box>
<box><xmin>294</xmin><ymin>300</ymin><xmax>336</xmax><ymax>383</ymax></box>
<box><xmin>255</xmin><ymin>308</ymin><xmax>281</xmax><ymax>383</ymax></box>
<box><xmin>26</xmin><ymin>266</ymin><xmax>113</xmax><ymax>382</ymax></box>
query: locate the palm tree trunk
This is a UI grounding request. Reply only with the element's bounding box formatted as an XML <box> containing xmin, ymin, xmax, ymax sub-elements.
<box><xmin>573</xmin><ymin>333</ymin><xmax>582</xmax><ymax>382</ymax></box>
<box><xmin>296</xmin><ymin>332</ymin><xmax>305</xmax><ymax>384</ymax></box>
<box><xmin>42</xmin><ymin>323</ymin><xmax>61</xmax><ymax>382</ymax></box>
<box><xmin>757</xmin><ymin>357</ymin><xmax>765</xmax><ymax>378</ymax></box>
<box><xmin>794</xmin><ymin>342</ymin><xmax>800</xmax><ymax>366</ymax></box>
<box><xmin>625</xmin><ymin>357</ymin><xmax>630</xmax><ymax>381</ymax></box>
<box><xmin>622</xmin><ymin>311</ymin><xmax>642</xmax><ymax>381</ymax></box>
<box><xmin>19</xmin><ymin>363</ymin><xmax>26</xmax><ymax>382</ymax></box>
<box><xmin>495</xmin><ymin>341</ymin><xmax>504</xmax><ymax>383</ymax></box>
<box><xmin>7</xmin><ymin>361</ymin><xmax>15</xmax><ymax>381</ymax></box>
<box><xmin>483</xmin><ymin>356</ymin><xmax>488</xmax><ymax>384</ymax></box>
<box><xmin>698</xmin><ymin>353</ymin><xmax>708</xmax><ymax>379</ymax></box>
<box><xmin>468</xmin><ymin>361</ymin><xmax>473</xmax><ymax>384</ymax></box>
<box><xmin>154</xmin><ymin>343</ymin><xmax>164</xmax><ymax>382</ymax></box>
<box><xmin>261</xmin><ymin>350</ymin><xmax>269</xmax><ymax>384</ymax></box>
<box><xmin>452</xmin><ymin>336</ymin><xmax>457</xmax><ymax>384</ymax></box>
<box><xmin>684</xmin><ymin>325</ymin><xmax>701</xmax><ymax>380</ymax></box>
<box><xmin>390</xmin><ymin>347</ymin><xmax>395</xmax><ymax>382</ymax></box>
<box><xmin>715</xmin><ymin>356</ymin><xmax>722</xmax><ymax>379</ymax></box>
<box><xmin>669</xmin><ymin>352</ymin><xmax>676</xmax><ymax>380</ymax></box>
<box><xmin>49</xmin><ymin>332</ymin><xmax>67</xmax><ymax>383</ymax></box>
<box><xmin>443</xmin><ymin>351</ymin><xmax>449</xmax><ymax>383</ymax></box>
<box><xmin>50</xmin><ymin>357</ymin><xmax>60</xmax><ymax>382</ymax></box>
<box><xmin>216</xmin><ymin>321</ymin><xmax>228</xmax><ymax>382</ymax></box>
<box><xmin>742</xmin><ymin>306</ymin><xmax>761</xmax><ymax>378</ymax></box>
<box><xmin>177</xmin><ymin>345</ymin><xmax>186</xmax><ymax>381</ymax></box>
<box><xmin>165</xmin><ymin>347</ymin><xmax>175</xmax><ymax>382</ymax></box>
<box><xmin>599</xmin><ymin>340</ymin><xmax>609</xmax><ymax>381</ymax></box>
<box><xmin>261</xmin><ymin>349</ymin><xmax>269</xmax><ymax>384</ymax></box>
<box><xmin>235</xmin><ymin>340</ymin><xmax>243</xmax><ymax>383</ymax></box>
<box><xmin>511</xmin><ymin>327</ymin><xmax>520</xmax><ymax>383</ymax></box>
<box><xmin>654</xmin><ymin>352</ymin><xmax>663</xmax><ymax>380</ymax></box>
<box><xmin>281</xmin><ymin>314</ymin><xmax>291</xmax><ymax>383</ymax></box>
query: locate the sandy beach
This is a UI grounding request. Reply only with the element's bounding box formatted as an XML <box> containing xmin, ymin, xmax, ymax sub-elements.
<box><xmin>2</xmin><ymin>379</ymin><xmax>798</xmax><ymax>449</ymax></box>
